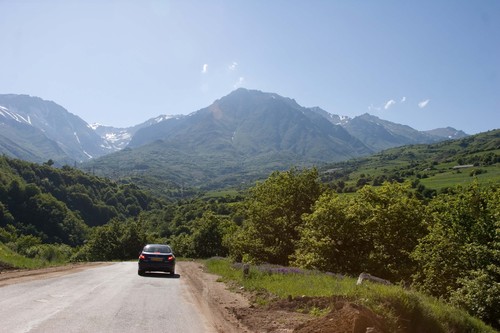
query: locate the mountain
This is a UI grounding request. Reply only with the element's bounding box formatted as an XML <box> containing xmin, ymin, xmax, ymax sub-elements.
<box><xmin>309</xmin><ymin>106</ymin><xmax>350</xmax><ymax>126</ymax></box>
<box><xmin>0</xmin><ymin>94</ymin><xmax>112</xmax><ymax>164</ymax></box>
<box><xmin>91</xmin><ymin>114</ymin><xmax>179</xmax><ymax>150</ymax></box>
<box><xmin>86</xmin><ymin>89</ymin><xmax>377</xmax><ymax>190</ymax></box>
<box><xmin>0</xmin><ymin>104</ymin><xmax>70</xmax><ymax>163</ymax></box>
<box><xmin>128</xmin><ymin>88</ymin><xmax>370</xmax><ymax>159</ymax></box>
<box><xmin>341</xmin><ymin>113</ymin><xmax>458</xmax><ymax>151</ymax></box>
<box><xmin>424</xmin><ymin>127</ymin><xmax>468</xmax><ymax>140</ymax></box>
<box><xmin>84</xmin><ymin>89</ymin><xmax>468</xmax><ymax>191</ymax></box>
<box><xmin>1</xmin><ymin>89</ymin><xmax>471</xmax><ymax>192</ymax></box>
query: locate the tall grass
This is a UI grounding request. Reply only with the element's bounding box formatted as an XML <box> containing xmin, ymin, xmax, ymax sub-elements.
<box><xmin>0</xmin><ymin>243</ymin><xmax>45</xmax><ymax>269</ymax></box>
<box><xmin>0</xmin><ymin>243</ymin><xmax>68</xmax><ymax>270</ymax></box>
<box><xmin>205</xmin><ymin>258</ymin><xmax>496</xmax><ymax>333</ymax></box>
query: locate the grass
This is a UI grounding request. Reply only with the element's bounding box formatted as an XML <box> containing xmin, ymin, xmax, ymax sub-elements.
<box><xmin>420</xmin><ymin>165</ymin><xmax>500</xmax><ymax>190</ymax></box>
<box><xmin>0</xmin><ymin>243</ymin><xmax>67</xmax><ymax>270</ymax></box>
<box><xmin>205</xmin><ymin>258</ymin><xmax>497</xmax><ymax>333</ymax></box>
<box><xmin>320</xmin><ymin>130</ymin><xmax>500</xmax><ymax>194</ymax></box>
<box><xmin>0</xmin><ymin>243</ymin><xmax>46</xmax><ymax>269</ymax></box>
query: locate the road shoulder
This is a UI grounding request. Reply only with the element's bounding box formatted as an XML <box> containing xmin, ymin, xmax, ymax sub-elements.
<box><xmin>0</xmin><ymin>262</ymin><xmax>111</xmax><ymax>287</ymax></box>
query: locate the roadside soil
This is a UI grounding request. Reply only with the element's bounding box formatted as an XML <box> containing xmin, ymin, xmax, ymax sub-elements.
<box><xmin>179</xmin><ymin>261</ymin><xmax>386</xmax><ymax>333</ymax></box>
<box><xmin>0</xmin><ymin>261</ymin><xmax>386</xmax><ymax>333</ymax></box>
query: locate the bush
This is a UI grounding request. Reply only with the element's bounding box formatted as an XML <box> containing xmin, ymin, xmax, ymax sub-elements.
<box><xmin>449</xmin><ymin>268</ymin><xmax>500</xmax><ymax>329</ymax></box>
<box><xmin>24</xmin><ymin>244</ymin><xmax>74</xmax><ymax>262</ymax></box>
<box><xmin>15</xmin><ymin>234</ymin><xmax>43</xmax><ymax>255</ymax></box>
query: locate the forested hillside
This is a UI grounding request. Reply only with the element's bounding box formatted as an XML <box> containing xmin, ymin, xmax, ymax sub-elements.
<box><xmin>0</xmin><ymin>156</ymin><xmax>163</xmax><ymax>246</ymax></box>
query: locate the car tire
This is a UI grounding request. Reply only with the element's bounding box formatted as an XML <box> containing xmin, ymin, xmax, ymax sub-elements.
<box><xmin>138</xmin><ymin>270</ymin><xmax>145</xmax><ymax>276</ymax></box>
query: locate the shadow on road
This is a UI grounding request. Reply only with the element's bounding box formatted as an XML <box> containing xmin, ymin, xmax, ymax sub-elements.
<box><xmin>139</xmin><ymin>272</ymin><xmax>180</xmax><ymax>279</ymax></box>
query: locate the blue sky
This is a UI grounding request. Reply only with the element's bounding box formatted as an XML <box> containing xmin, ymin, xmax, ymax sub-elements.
<box><xmin>1</xmin><ymin>1</ymin><xmax>498</xmax><ymax>134</ymax></box>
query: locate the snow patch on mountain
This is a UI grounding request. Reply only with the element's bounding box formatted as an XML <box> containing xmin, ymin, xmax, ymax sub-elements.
<box><xmin>153</xmin><ymin>115</ymin><xmax>175</xmax><ymax>123</ymax></box>
<box><xmin>90</xmin><ymin>114</ymin><xmax>181</xmax><ymax>151</ymax></box>
<box><xmin>83</xmin><ymin>150</ymin><xmax>93</xmax><ymax>159</ymax></box>
<box><xmin>0</xmin><ymin>105</ymin><xmax>31</xmax><ymax>124</ymax></box>
<box><xmin>89</xmin><ymin>123</ymin><xmax>100</xmax><ymax>130</ymax></box>
<box><xmin>105</xmin><ymin>131</ymin><xmax>131</xmax><ymax>142</ymax></box>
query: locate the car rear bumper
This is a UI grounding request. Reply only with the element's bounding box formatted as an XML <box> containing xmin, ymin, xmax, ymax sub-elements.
<box><xmin>138</xmin><ymin>261</ymin><xmax>175</xmax><ymax>272</ymax></box>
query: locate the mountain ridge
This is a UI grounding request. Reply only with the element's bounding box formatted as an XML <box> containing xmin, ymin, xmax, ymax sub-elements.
<box><xmin>0</xmin><ymin>94</ymin><xmax>111</xmax><ymax>163</ymax></box>
<box><xmin>80</xmin><ymin>89</ymin><xmax>470</xmax><ymax>190</ymax></box>
<box><xmin>1</xmin><ymin>89</ymin><xmax>469</xmax><ymax>182</ymax></box>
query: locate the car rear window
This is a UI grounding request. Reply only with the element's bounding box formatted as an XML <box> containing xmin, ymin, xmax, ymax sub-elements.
<box><xmin>143</xmin><ymin>245</ymin><xmax>171</xmax><ymax>253</ymax></box>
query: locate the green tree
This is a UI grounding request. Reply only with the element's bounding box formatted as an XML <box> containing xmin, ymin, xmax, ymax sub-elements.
<box><xmin>291</xmin><ymin>191</ymin><xmax>368</xmax><ymax>274</ymax></box>
<box><xmin>412</xmin><ymin>184</ymin><xmax>499</xmax><ymax>295</ymax></box>
<box><xmin>0</xmin><ymin>202</ymin><xmax>15</xmax><ymax>226</ymax></box>
<box><xmin>74</xmin><ymin>218</ymin><xmax>151</xmax><ymax>261</ymax></box>
<box><xmin>118</xmin><ymin>219</ymin><xmax>148</xmax><ymax>259</ymax></box>
<box><xmin>25</xmin><ymin>193</ymin><xmax>88</xmax><ymax>246</ymax></box>
<box><xmin>355</xmin><ymin>182</ymin><xmax>427</xmax><ymax>281</ymax></box>
<box><xmin>411</xmin><ymin>183</ymin><xmax>499</xmax><ymax>328</ymax></box>
<box><xmin>449</xmin><ymin>267</ymin><xmax>500</xmax><ymax>328</ymax></box>
<box><xmin>292</xmin><ymin>182</ymin><xmax>426</xmax><ymax>281</ymax></box>
<box><xmin>168</xmin><ymin>233</ymin><xmax>194</xmax><ymax>258</ymax></box>
<box><xmin>75</xmin><ymin>220</ymin><xmax>122</xmax><ymax>261</ymax></box>
<box><xmin>230</xmin><ymin>168</ymin><xmax>322</xmax><ymax>265</ymax></box>
<box><xmin>191</xmin><ymin>211</ymin><xmax>235</xmax><ymax>258</ymax></box>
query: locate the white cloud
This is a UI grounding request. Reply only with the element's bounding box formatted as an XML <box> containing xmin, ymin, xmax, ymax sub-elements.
<box><xmin>233</xmin><ymin>77</ymin><xmax>245</xmax><ymax>88</ymax></box>
<box><xmin>384</xmin><ymin>99</ymin><xmax>396</xmax><ymax>110</ymax></box>
<box><xmin>401</xmin><ymin>96</ymin><xmax>406</xmax><ymax>103</ymax></box>
<box><xmin>201</xmin><ymin>64</ymin><xmax>208</xmax><ymax>74</ymax></box>
<box><xmin>228</xmin><ymin>61</ymin><xmax>238</xmax><ymax>71</ymax></box>
<box><xmin>368</xmin><ymin>104</ymin><xmax>381</xmax><ymax>112</ymax></box>
<box><xmin>418</xmin><ymin>99</ymin><xmax>430</xmax><ymax>108</ymax></box>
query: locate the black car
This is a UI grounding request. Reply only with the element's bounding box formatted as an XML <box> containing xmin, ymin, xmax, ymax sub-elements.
<box><xmin>138</xmin><ymin>244</ymin><xmax>176</xmax><ymax>276</ymax></box>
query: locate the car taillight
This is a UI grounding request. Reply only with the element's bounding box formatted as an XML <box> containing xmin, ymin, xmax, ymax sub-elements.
<box><xmin>167</xmin><ymin>255</ymin><xmax>174</xmax><ymax>261</ymax></box>
<box><xmin>139</xmin><ymin>254</ymin><xmax>146</xmax><ymax>260</ymax></box>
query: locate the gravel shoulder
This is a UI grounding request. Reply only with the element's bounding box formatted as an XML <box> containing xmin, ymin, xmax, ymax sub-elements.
<box><xmin>0</xmin><ymin>262</ymin><xmax>111</xmax><ymax>287</ymax></box>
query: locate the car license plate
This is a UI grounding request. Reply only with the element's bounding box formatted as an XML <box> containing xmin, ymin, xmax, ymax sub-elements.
<box><xmin>151</xmin><ymin>257</ymin><xmax>163</xmax><ymax>262</ymax></box>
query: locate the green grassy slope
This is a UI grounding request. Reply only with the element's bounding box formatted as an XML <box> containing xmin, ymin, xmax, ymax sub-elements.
<box><xmin>320</xmin><ymin>129</ymin><xmax>500</xmax><ymax>193</ymax></box>
<box><xmin>0</xmin><ymin>243</ymin><xmax>47</xmax><ymax>270</ymax></box>
<box><xmin>206</xmin><ymin>258</ymin><xmax>497</xmax><ymax>333</ymax></box>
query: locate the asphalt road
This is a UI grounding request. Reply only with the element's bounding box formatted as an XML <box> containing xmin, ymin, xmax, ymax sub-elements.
<box><xmin>0</xmin><ymin>262</ymin><xmax>217</xmax><ymax>333</ymax></box>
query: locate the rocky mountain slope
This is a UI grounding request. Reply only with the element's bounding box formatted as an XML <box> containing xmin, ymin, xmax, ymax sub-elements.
<box><xmin>0</xmin><ymin>94</ymin><xmax>112</xmax><ymax>164</ymax></box>
<box><xmin>82</xmin><ymin>89</ymin><xmax>468</xmax><ymax>190</ymax></box>
<box><xmin>1</xmin><ymin>90</ymin><xmax>467</xmax><ymax>183</ymax></box>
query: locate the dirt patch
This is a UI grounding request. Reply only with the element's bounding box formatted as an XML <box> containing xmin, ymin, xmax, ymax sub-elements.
<box><xmin>179</xmin><ymin>261</ymin><xmax>389</xmax><ymax>333</ymax></box>
<box><xmin>223</xmin><ymin>295</ymin><xmax>387</xmax><ymax>333</ymax></box>
<box><xmin>294</xmin><ymin>301</ymin><xmax>385</xmax><ymax>333</ymax></box>
<box><xmin>180</xmin><ymin>260</ymin><xmax>314</xmax><ymax>332</ymax></box>
<box><xmin>179</xmin><ymin>260</ymin><xmax>254</xmax><ymax>333</ymax></box>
